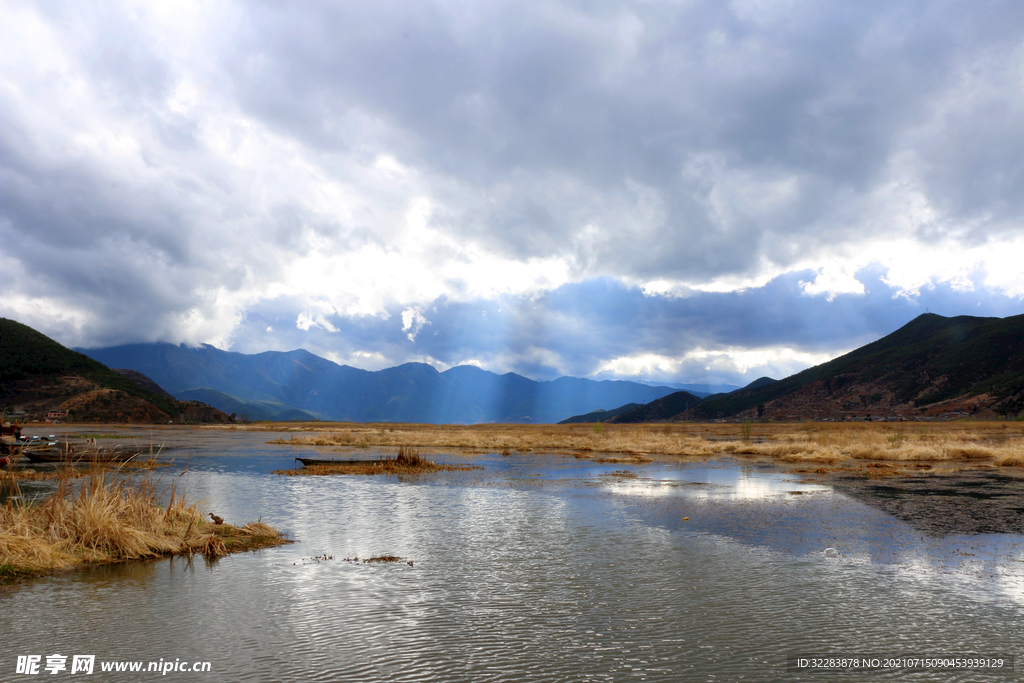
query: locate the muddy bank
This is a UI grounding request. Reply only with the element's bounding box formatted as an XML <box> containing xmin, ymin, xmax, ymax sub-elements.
<box><xmin>831</xmin><ymin>468</ymin><xmax>1024</xmax><ymax>535</ymax></box>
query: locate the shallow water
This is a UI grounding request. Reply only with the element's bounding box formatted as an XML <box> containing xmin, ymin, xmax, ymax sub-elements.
<box><xmin>3</xmin><ymin>429</ymin><xmax>1022</xmax><ymax>681</ymax></box>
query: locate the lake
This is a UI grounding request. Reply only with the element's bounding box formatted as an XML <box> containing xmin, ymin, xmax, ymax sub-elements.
<box><xmin>3</xmin><ymin>427</ymin><xmax>1022</xmax><ymax>681</ymax></box>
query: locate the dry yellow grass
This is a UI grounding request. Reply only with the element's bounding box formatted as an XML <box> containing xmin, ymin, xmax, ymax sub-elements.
<box><xmin>0</xmin><ymin>466</ymin><xmax>288</xmax><ymax>580</ymax></box>
<box><xmin>248</xmin><ymin>420</ymin><xmax>1024</xmax><ymax>467</ymax></box>
<box><xmin>0</xmin><ymin>460</ymin><xmax>167</xmax><ymax>482</ymax></box>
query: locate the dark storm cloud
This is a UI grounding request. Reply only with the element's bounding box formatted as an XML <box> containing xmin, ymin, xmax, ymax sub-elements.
<box><xmin>0</xmin><ymin>128</ymin><xmax>234</xmax><ymax>346</ymax></box>
<box><xmin>224</xmin><ymin>0</ymin><xmax>1024</xmax><ymax>279</ymax></box>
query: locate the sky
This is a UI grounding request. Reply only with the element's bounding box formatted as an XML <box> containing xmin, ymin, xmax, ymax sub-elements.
<box><xmin>2</xmin><ymin>0</ymin><xmax>1024</xmax><ymax>388</ymax></box>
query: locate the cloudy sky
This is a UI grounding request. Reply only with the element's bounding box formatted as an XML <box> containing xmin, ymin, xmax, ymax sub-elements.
<box><xmin>3</xmin><ymin>0</ymin><xmax>1023</xmax><ymax>387</ymax></box>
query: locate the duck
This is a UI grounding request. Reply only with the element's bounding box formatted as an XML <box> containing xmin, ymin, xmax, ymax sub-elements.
<box><xmin>208</xmin><ymin>513</ymin><xmax>224</xmax><ymax>525</ymax></box>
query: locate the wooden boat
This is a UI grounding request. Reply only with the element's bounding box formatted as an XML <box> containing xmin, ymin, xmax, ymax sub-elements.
<box><xmin>0</xmin><ymin>436</ymin><xmax>22</xmax><ymax>467</ymax></box>
<box><xmin>1</xmin><ymin>436</ymin><xmax>26</xmax><ymax>456</ymax></box>
<box><xmin>22</xmin><ymin>445</ymin><xmax>144</xmax><ymax>464</ymax></box>
<box><xmin>295</xmin><ymin>457</ymin><xmax>382</xmax><ymax>467</ymax></box>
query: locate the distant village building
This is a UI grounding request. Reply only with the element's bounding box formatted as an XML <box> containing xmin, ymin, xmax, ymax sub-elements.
<box><xmin>46</xmin><ymin>409</ymin><xmax>69</xmax><ymax>421</ymax></box>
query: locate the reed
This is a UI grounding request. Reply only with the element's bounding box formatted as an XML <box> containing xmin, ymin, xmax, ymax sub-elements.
<box><xmin>392</xmin><ymin>445</ymin><xmax>429</xmax><ymax>467</ymax></box>
<box><xmin>0</xmin><ymin>465</ymin><xmax>288</xmax><ymax>580</ymax></box>
<box><xmin>740</xmin><ymin>419</ymin><xmax>753</xmax><ymax>443</ymax></box>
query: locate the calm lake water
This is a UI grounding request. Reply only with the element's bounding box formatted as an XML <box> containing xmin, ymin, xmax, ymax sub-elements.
<box><xmin>3</xmin><ymin>428</ymin><xmax>1023</xmax><ymax>681</ymax></box>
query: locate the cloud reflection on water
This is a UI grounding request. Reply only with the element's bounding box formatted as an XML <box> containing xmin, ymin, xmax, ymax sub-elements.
<box><xmin>600</xmin><ymin>466</ymin><xmax>832</xmax><ymax>500</ymax></box>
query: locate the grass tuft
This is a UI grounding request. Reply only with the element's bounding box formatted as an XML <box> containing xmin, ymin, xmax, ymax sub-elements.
<box><xmin>0</xmin><ymin>465</ymin><xmax>288</xmax><ymax>581</ymax></box>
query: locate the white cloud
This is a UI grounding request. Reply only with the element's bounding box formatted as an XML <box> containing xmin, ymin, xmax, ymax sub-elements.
<box><xmin>799</xmin><ymin>264</ymin><xmax>866</xmax><ymax>300</ymax></box>
<box><xmin>296</xmin><ymin>311</ymin><xmax>339</xmax><ymax>333</ymax></box>
<box><xmin>596</xmin><ymin>346</ymin><xmax>839</xmax><ymax>383</ymax></box>
<box><xmin>321</xmin><ymin>349</ymin><xmax>391</xmax><ymax>371</ymax></box>
<box><xmin>401</xmin><ymin>306</ymin><xmax>430</xmax><ymax>341</ymax></box>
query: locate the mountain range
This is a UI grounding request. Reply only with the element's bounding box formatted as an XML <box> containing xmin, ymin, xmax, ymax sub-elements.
<box><xmin>77</xmin><ymin>343</ymin><xmax>678</xmax><ymax>423</ymax></box>
<box><xmin>6</xmin><ymin>312</ymin><xmax>1022</xmax><ymax>425</ymax></box>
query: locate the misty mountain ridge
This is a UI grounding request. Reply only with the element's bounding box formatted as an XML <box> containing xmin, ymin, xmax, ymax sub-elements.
<box><xmin>77</xmin><ymin>342</ymin><xmax>680</xmax><ymax>424</ymax></box>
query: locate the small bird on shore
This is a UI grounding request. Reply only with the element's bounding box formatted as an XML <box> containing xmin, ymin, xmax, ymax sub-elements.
<box><xmin>208</xmin><ymin>513</ymin><xmax>224</xmax><ymax>525</ymax></box>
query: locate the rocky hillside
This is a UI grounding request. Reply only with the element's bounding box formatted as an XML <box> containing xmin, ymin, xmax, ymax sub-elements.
<box><xmin>0</xmin><ymin>318</ymin><xmax>231</xmax><ymax>423</ymax></box>
<box><xmin>682</xmin><ymin>313</ymin><xmax>1024</xmax><ymax>421</ymax></box>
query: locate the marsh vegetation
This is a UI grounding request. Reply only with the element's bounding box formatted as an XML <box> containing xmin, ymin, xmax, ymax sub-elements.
<box><xmin>256</xmin><ymin>421</ymin><xmax>1024</xmax><ymax>468</ymax></box>
<box><xmin>0</xmin><ymin>465</ymin><xmax>288</xmax><ymax>581</ymax></box>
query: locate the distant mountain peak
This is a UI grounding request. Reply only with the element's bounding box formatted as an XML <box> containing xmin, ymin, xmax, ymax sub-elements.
<box><xmin>741</xmin><ymin>377</ymin><xmax>777</xmax><ymax>391</ymax></box>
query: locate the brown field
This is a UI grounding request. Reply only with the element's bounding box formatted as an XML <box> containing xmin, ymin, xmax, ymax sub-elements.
<box><xmin>242</xmin><ymin>420</ymin><xmax>1024</xmax><ymax>468</ymax></box>
<box><xmin>0</xmin><ymin>466</ymin><xmax>289</xmax><ymax>582</ymax></box>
